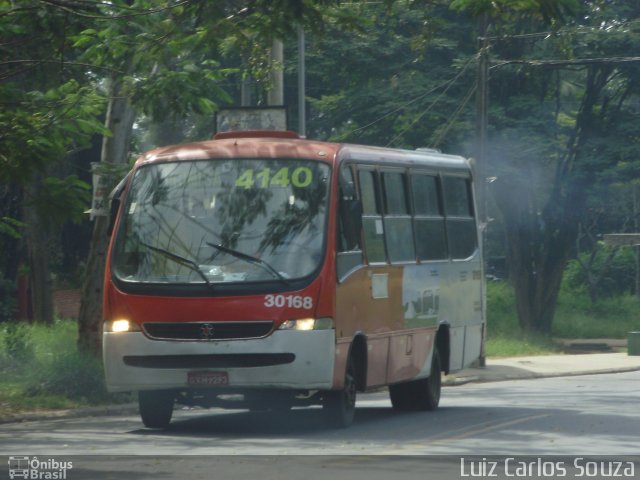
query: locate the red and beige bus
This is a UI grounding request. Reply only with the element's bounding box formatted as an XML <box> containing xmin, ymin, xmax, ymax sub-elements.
<box><xmin>102</xmin><ymin>130</ymin><xmax>484</xmax><ymax>429</ymax></box>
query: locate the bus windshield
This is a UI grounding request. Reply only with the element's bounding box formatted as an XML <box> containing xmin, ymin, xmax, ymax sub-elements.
<box><xmin>112</xmin><ymin>158</ymin><xmax>331</xmax><ymax>285</ymax></box>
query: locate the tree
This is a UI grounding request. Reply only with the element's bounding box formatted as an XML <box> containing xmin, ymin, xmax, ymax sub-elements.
<box><xmin>477</xmin><ymin>1</ymin><xmax>640</xmax><ymax>333</ymax></box>
<box><xmin>303</xmin><ymin>1</ymin><xmax>478</xmax><ymax>151</ymax></box>
<box><xmin>0</xmin><ymin>1</ymin><xmax>107</xmax><ymax>323</ymax></box>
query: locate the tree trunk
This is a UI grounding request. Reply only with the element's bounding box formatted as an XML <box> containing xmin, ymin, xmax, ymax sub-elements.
<box><xmin>23</xmin><ymin>180</ymin><xmax>54</xmax><ymax>324</ymax></box>
<box><xmin>78</xmin><ymin>77</ymin><xmax>135</xmax><ymax>355</ymax></box>
<box><xmin>495</xmin><ymin>169</ymin><xmax>581</xmax><ymax>335</ymax></box>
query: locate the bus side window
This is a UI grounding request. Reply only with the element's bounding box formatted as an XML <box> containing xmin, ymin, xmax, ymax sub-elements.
<box><xmin>358</xmin><ymin>169</ymin><xmax>386</xmax><ymax>263</ymax></box>
<box><xmin>381</xmin><ymin>171</ymin><xmax>415</xmax><ymax>262</ymax></box>
<box><xmin>411</xmin><ymin>174</ymin><xmax>447</xmax><ymax>261</ymax></box>
<box><xmin>337</xmin><ymin>166</ymin><xmax>364</xmax><ymax>281</ymax></box>
<box><xmin>442</xmin><ymin>176</ymin><xmax>477</xmax><ymax>259</ymax></box>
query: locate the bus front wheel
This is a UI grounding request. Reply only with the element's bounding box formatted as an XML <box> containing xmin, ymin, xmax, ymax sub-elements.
<box><xmin>322</xmin><ymin>356</ymin><xmax>357</xmax><ymax>428</ymax></box>
<box><xmin>139</xmin><ymin>390</ymin><xmax>174</xmax><ymax>429</ymax></box>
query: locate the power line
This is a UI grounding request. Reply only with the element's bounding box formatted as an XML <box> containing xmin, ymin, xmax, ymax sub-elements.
<box><xmin>431</xmin><ymin>83</ymin><xmax>476</xmax><ymax>149</ymax></box>
<box><xmin>492</xmin><ymin>56</ymin><xmax>640</xmax><ymax>68</ymax></box>
<box><xmin>479</xmin><ymin>19</ymin><xmax>640</xmax><ymax>41</ymax></box>
<box><xmin>380</xmin><ymin>57</ymin><xmax>476</xmax><ymax>147</ymax></box>
<box><xmin>343</xmin><ymin>55</ymin><xmax>476</xmax><ymax>138</ymax></box>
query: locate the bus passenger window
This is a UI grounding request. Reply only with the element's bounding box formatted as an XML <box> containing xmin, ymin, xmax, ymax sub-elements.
<box><xmin>358</xmin><ymin>170</ymin><xmax>386</xmax><ymax>263</ymax></box>
<box><xmin>411</xmin><ymin>174</ymin><xmax>447</xmax><ymax>261</ymax></box>
<box><xmin>411</xmin><ymin>174</ymin><xmax>441</xmax><ymax>216</ymax></box>
<box><xmin>443</xmin><ymin>176</ymin><xmax>473</xmax><ymax>216</ymax></box>
<box><xmin>442</xmin><ymin>177</ymin><xmax>477</xmax><ymax>259</ymax></box>
<box><xmin>382</xmin><ymin>172</ymin><xmax>414</xmax><ymax>263</ymax></box>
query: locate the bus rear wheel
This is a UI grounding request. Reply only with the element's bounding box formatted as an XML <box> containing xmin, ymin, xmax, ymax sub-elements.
<box><xmin>322</xmin><ymin>356</ymin><xmax>357</xmax><ymax>428</ymax></box>
<box><xmin>389</xmin><ymin>347</ymin><xmax>441</xmax><ymax>412</ymax></box>
<box><xmin>139</xmin><ymin>390</ymin><xmax>174</xmax><ymax>429</ymax></box>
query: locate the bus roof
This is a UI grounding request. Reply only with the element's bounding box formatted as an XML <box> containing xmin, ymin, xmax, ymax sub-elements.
<box><xmin>337</xmin><ymin>144</ymin><xmax>469</xmax><ymax>172</ymax></box>
<box><xmin>134</xmin><ymin>131</ymin><xmax>470</xmax><ymax>173</ymax></box>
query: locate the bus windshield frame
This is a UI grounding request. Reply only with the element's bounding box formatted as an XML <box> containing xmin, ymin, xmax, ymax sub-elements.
<box><xmin>111</xmin><ymin>157</ymin><xmax>332</xmax><ymax>295</ymax></box>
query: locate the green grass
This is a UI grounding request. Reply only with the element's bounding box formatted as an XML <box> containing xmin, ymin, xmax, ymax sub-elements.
<box><xmin>554</xmin><ymin>287</ymin><xmax>639</xmax><ymax>338</ymax></box>
<box><xmin>485</xmin><ymin>281</ymin><xmax>563</xmax><ymax>357</ymax></box>
<box><xmin>0</xmin><ymin>319</ymin><xmax>132</xmax><ymax>416</ymax></box>
<box><xmin>485</xmin><ymin>281</ymin><xmax>640</xmax><ymax>357</ymax></box>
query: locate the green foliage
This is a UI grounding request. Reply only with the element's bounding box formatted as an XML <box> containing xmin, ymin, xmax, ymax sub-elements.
<box><xmin>0</xmin><ymin>320</ymin><xmax>127</xmax><ymax>409</ymax></box>
<box><xmin>0</xmin><ymin>79</ymin><xmax>107</xmax><ymax>184</ymax></box>
<box><xmin>564</xmin><ymin>246</ymin><xmax>637</xmax><ymax>298</ymax></box>
<box><xmin>554</xmin><ymin>289</ymin><xmax>640</xmax><ymax>338</ymax></box>
<box><xmin>0</xmin><ymin>217</ymin><xmax>24</xmax><ymax>240</ymax></box>
<box><xmin>27</xmin><ymin>176</ymin><xmax>92</xmax><ymax>227</ymax></box>
<box><xmin>1</xmin><ymin>322</ymin><xmax>33</xmax><ymax>365</ymax></box>
<box><xmin>304</xmin><ymin>1</ymin><xmax>477</xmax><ymax>151</ymax></box>
<box><xmin>450</xmin><ymin>0</ymin><xmax>581</xmax><ymax>24</ymax></box>
<box><xmin>25</xmin><ymin>350</ymin><xmax>110</xmax><ymax>403</ymax></box>
<box><xmin>485</xmin><ymin>281</ymin><xmax>562</xmax><ymax>356</ymax></box>
<box><xmin>487</xmin><ymin>279</ymin><xmax>640</xmax><ymax>347</ymax></box>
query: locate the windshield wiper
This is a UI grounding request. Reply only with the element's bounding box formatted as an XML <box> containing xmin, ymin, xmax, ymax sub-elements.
<box><xmin>206</xmin><ymin>242</ymin><xmax>289</xmax><ymax>284</ymax></box>
<box><xmin>140</xmin><ymin>242</ymin><xmax>212</xmax><ymax>287</ymax></box>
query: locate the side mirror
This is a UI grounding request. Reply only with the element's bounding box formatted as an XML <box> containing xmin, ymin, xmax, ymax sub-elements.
<box><xmin>107</xmin><ymin>174</ymin><xmax>129</xmax><ymax>237</ymax></box>
<box><xmin>107</xmin><ymin>197</ymin><xmax>120</xmax><ymax>237</ymax></box>
<box><xmin>339</xmin><ymin>168</ymin><xmax>356</xmax><ymax>200</ymax></box>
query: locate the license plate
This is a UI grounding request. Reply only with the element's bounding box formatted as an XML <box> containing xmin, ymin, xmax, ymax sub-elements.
<box><xmin>187</xmin><ymin>371</ymin><xmax>229</xmax><ymax>386</ymax></box>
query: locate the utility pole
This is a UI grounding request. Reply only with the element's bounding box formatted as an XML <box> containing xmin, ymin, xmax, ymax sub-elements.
<box><xmin>297</xmin><ymin>25</ymin><xmax>306</xmax><ymax>137</ymax></box>
<box><xmin>475</xmin><ymin>14</ymin><xmax>489</xmax><ymax>230</ymax></box>
<box><xmin>475</xmin><ymin>13</ymin><xmax>489</xmax><ymax>368</ymax></box>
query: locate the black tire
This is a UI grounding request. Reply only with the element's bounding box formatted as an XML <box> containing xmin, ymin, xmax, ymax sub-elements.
<box><xmin>322</xmin><ymin>356</ymin><xmax>357</xmax><ymax>428</ymax></box>
<box><xmin>418</xmin><ymin>347</ymin><xmax>441</xmax><ymax>411</ymax></box>
<box><xmin>138</xmin><ymin>390</ymin><xmax>174</xmax><ymax>429</ymax></box>
<box><xmin>389</xmin><ymin>347</ymin><xmax>441</xmax><ymax>412</ymax></box>
<box><xmin>389</xmin><ymin>381</ymin><xmax>413</xmax><ymax>411</ymax></box>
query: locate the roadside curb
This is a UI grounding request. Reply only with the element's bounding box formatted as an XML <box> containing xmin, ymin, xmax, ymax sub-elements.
<box><xmin>443</xmin><ymin>365</ymin><xmax>640</xmax><ymax>386</ymax></box>
<box><xmin>0</xmin><ymin>403</ymin><xmax>138</xmax><ymax>425</ymax></box>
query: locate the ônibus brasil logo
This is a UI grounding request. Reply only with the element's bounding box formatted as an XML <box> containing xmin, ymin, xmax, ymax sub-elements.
<box><xmin>8</xmin><ymin>456</ymin><xmax>73</xmax><ymax>480</ymax></box>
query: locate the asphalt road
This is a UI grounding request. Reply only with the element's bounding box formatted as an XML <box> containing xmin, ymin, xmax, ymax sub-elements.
<box><xmin>2</xmin><ymin>371</ymin><xmax>639</xmax><ymax>479</ymax></box>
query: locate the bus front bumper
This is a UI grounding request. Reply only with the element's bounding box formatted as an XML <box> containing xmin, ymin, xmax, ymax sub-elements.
<box><xmin>103</xmin><ymin>330</ymin><xmax>336</xmax><ymax>393</ymax></box>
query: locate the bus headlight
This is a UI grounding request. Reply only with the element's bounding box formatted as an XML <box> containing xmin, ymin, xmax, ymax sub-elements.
<box><xmin>278</xmin><ymin>317</ymin><xmax>334</xmax><ymax>331</ymax></box>
<box><xmin>105</xmin><ymin>319</ymin><xmax>141</xmax><ymax>333</ymax></box>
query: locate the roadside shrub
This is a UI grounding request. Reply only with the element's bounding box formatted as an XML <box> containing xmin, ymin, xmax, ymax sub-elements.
<box><xmin>564</xmin><ymin>246</ymin><xmax>636</xmax><ymax>298</ymax></box>
<box><xmin>0</xmin><ymin>321</ymin><xmax>34</xmax><ymax>367</ymax></box>
<box><xmin>25</xmin><ymin>350</ymin><xmax>110</xmax><ymax>403</ymax></box>
<box><xmin>555</xmin><ymin>290</ymin><xmax>640</xmax><ymax>338</ymax></box>
<box><xmin>486</xmin><ymin>280</ymin><xmax>517</xmax><ymax>336</ymax></box>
